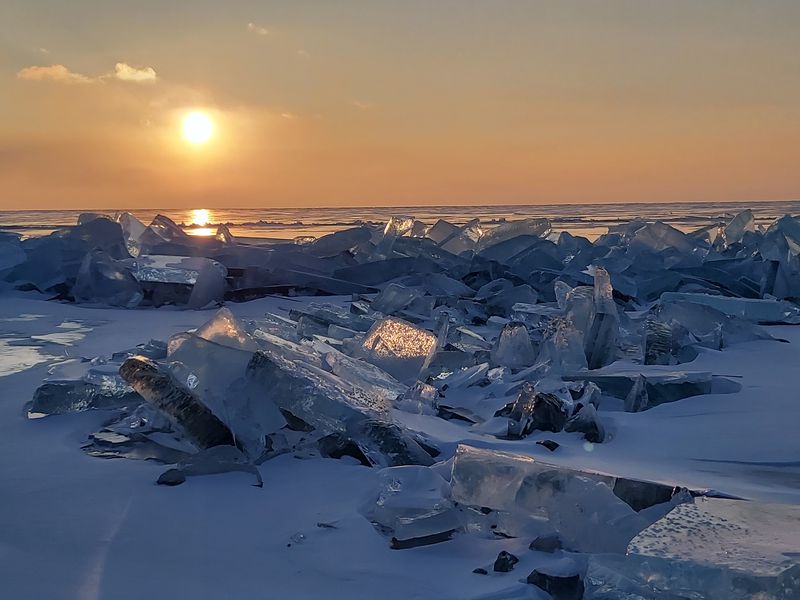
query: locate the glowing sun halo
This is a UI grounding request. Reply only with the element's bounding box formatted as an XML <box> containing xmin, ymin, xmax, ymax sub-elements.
<box><xmin>182</xmin><ymin>111</ymin><xmax>214</xmax><ymax>145</ymax></box>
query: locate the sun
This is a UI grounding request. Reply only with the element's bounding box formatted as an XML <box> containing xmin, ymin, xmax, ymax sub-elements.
<box><xmin>182</xmin><ymin>111</ymin><xmax>214</xmax><ymax>145</ymax></box>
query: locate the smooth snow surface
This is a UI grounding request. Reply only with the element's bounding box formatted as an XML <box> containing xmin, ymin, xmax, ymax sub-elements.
<box><xmin>1</xmin><ymin>293</ymin><xmax>799</xmax><ymax>599</ymax></box>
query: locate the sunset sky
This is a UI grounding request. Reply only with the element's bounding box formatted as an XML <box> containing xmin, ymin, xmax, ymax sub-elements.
<box><xmin>1</xmin><ymin>1</ymin><xmax>798</xmax><ymax>209</ymax></box>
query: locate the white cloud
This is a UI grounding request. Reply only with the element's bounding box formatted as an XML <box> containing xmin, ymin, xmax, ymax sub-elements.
<box><xmin>17</xmin><ymin>62</ymin><xmax>158</xmax><ymax>85</ymax></box>
<box><xmin>112</xmin><ymin>62</ymin><xmax>157</xmax><ymax>83</ymax></box>
<box><xmin>297</xmin><ymin>49</ymin><xmax>310</xmax><ymax>59</ymax></box>
<box><xmin>16</xmin><ymin>64</ymin><xmax>91</xmax><ymax>84</ymax></box>
<box><xmin>247</xmin><ymin>22</ymin><xmax>269</xmax><ymax>36</ymax></box>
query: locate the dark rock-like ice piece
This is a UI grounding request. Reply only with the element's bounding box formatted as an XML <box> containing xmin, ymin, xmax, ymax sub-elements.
<box><xmin>564</xmin><ymin>367</ymin><xmax>713</xmax><ymax>410</ymax></box>
<box><xmin>318</xmin><ymin>432</ymin><xmax>370</xmax><ymax>466</ymax></box>
<box><xmin>536</xmin><ymin>440</ymin><xmax>560</xmax><ymax>452</ymax></box>
<box><xmin>347</xmin><ymin>420</ymin><xmax>435</xmax><ymax>467</ymax></box>
<box><xmin>527</xmin><ymin>565</ymin><xmax>584</xmax><ymax>600</ymax></box>
<box><xmin>82</xmin><ymin>430</ymin><xmax>191</xmax><ymax>463</ymax></box>
<box><xmin>564</xmin><ymin>402</ymin><xmax>605</xmax><ymax>442</ymax></box>
<box><xmin>493</xmin><ymin>551</ymin><xmax>519</xmax><ymax>572</ymax></box>
<box><xmin>495</xmin><ymin>383</ymin><xmax>568</xmax><ymax>438</ymax></box>
<box><xmin>157</xmin><ymin>468</ymin><xmax>186</xmax><ymax>486</ymax></box>
<box><xmin>612</xmin><ymin>478</ymin><xmax>677</xmax><ymax>512</ymax></box>
<box><xmin>529</xmin><ymin>533</ymin><xmax>562</xmax><ymax>553</ymax></box>
<box><xmin>119</xmin><ymin>356</ymin><xmax>236</xmax><ymax>449</ymax></box>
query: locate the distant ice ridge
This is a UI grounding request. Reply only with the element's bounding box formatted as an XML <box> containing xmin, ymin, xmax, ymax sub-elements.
<box><xmin>18</xmin><ymin>208</ymin><xmax>800</xmax><ymax>599</ymax></box>
<box><xmin>3</xmin><ymin>208</ymin><xmax>800</xmax><ymax>313</ymax></box>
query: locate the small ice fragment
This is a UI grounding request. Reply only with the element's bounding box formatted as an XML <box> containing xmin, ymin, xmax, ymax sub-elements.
<box><xmin>493</xmin><ymin>551</ymin><xmax>519</xmax><ymax>573</ymax></box>
<box><xmin>308</xmin><ymin>226</ymin><xmax>372</xmax><ymax>258</ymax></box>
<box><xmin>624</xmin><ymin>374</ymin><xmax>649</xmax><ymax>413</ymax></box>
<box><xmin>477</xmin><ymin>218</ymin><xmax>552</xmax><ymax>250</ymax></box>
<box><xmin>723</xmin><ymin>209</ymin><xmax>755</xmax><ymax>245</ymax></box>
<box><xmin>490</xmin><ymin>322</ymin><xmax>536</xmax><ymax>369</ymax></box>
<box><xmin>370</xmin><ymin>283</ymin><xmax>422</xmax><ymax>315</ymax></box>
<box><xmin>361</xmin><ymin>465</ymin><xmax>458</xmax><ymax>546</ymax></box>
<box><xmin>660</xmin><ymin>291</ymin><xmax>800</xmax><ymax>324</ymax></box>
<box><xmin>30</xmin><ymin>378</ymin><xmax>141</xmax><ymax>416</ymax></box>
<box><xmin>585</xmin><ymin>267</ymin><xmax>619</xmax><ymax>369</ymax></box>
<box><xmin>193</xmin><ymin>307</ymin><xmax>258</xmax><ymax>351</ymax></box>
<box><xmin>564</xmin><ymin>403</ymin><xmax>605</xmax><ymax>443</ymax></box>
<box><xmin>394</xmin><ymin>381</ymin><xmax>439</xmax><ymax>415</ymax></box>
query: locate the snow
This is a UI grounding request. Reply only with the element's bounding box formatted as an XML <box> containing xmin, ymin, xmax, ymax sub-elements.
<box><xmin>1</xmin><ymin>292</ymin><xmax>799</xmax><ymax>598</ymax></box>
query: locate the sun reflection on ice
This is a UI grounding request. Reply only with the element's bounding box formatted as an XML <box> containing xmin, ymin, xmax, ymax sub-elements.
<box><xmin>187</xmin><ymin>209</ymin><xmax>215</xmax><ymax>236</ymax></box>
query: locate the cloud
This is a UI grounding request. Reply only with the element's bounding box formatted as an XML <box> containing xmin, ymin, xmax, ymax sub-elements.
<box><xmin>247</xmin><ymin>22</ymin><xmax>269</xmax><ymax>36</ymax></box>
<box><xmin>297</xmin><ymin>49</ymin><xmax>310</xmax><ymax>59</ymax></box>
<box><xmin>17</xmin><ymin>64</ymin><xmax>92</xmax><ymax>84</ymax></box>
<box><xmin>112</xmin><ymin>62</ymin><xmax>157</xmax><ymax>83</ymax></box>
<box><xmin>17</xmin><ymin>62</ymin><xmax>158</xmax><ymax>85</ymax></box>
<box><xmin>350</xmin><ymin>99</ymin><xmax>374</xmax><ymax>110</ymax></box>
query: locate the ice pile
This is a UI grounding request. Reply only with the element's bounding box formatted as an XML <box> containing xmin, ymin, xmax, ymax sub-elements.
<box><xmin>20</xmin><ymin>209</ymin><xmax>800</xmax><ymax>598</ymax></box>
<box><xmin>3</xmin><ymin>209</ymin><xmax>800</xmax><ymax>315</ymax></box>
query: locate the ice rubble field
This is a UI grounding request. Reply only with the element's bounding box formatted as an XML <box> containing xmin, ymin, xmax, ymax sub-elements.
<box><xmin>1</xmin><ymin>210</ymin><xmax>800</xmax><ymax>599</ymax></box>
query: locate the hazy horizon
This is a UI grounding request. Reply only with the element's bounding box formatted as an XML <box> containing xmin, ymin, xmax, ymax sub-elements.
<box><xmin>2</xmin><ymin>1</ymin><xmax>799</xmax><ymax>210</ymax></box>
<box><xmin>2</xmin><ymin>198</ymin><xmax>800</xmax><ymax>213</ymax></box>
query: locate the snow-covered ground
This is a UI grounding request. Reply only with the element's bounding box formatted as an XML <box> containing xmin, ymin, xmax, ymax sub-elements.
<box><xmin>1</xmin><ymin>292</ymin><xmax>799</xmax><ymax>599</ymax></box>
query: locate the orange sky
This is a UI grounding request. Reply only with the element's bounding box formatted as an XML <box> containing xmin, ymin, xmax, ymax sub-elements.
<box><xmin>1</xmin><ymin>1</ymin><xmax>799</xmax><ymax>209</ymax></box>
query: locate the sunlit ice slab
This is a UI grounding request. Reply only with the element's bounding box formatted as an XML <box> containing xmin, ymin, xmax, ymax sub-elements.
<box><xmin>586</xmin><ymin>498</ymin><xmax>800</xmax><ymax>599</ymax></box>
